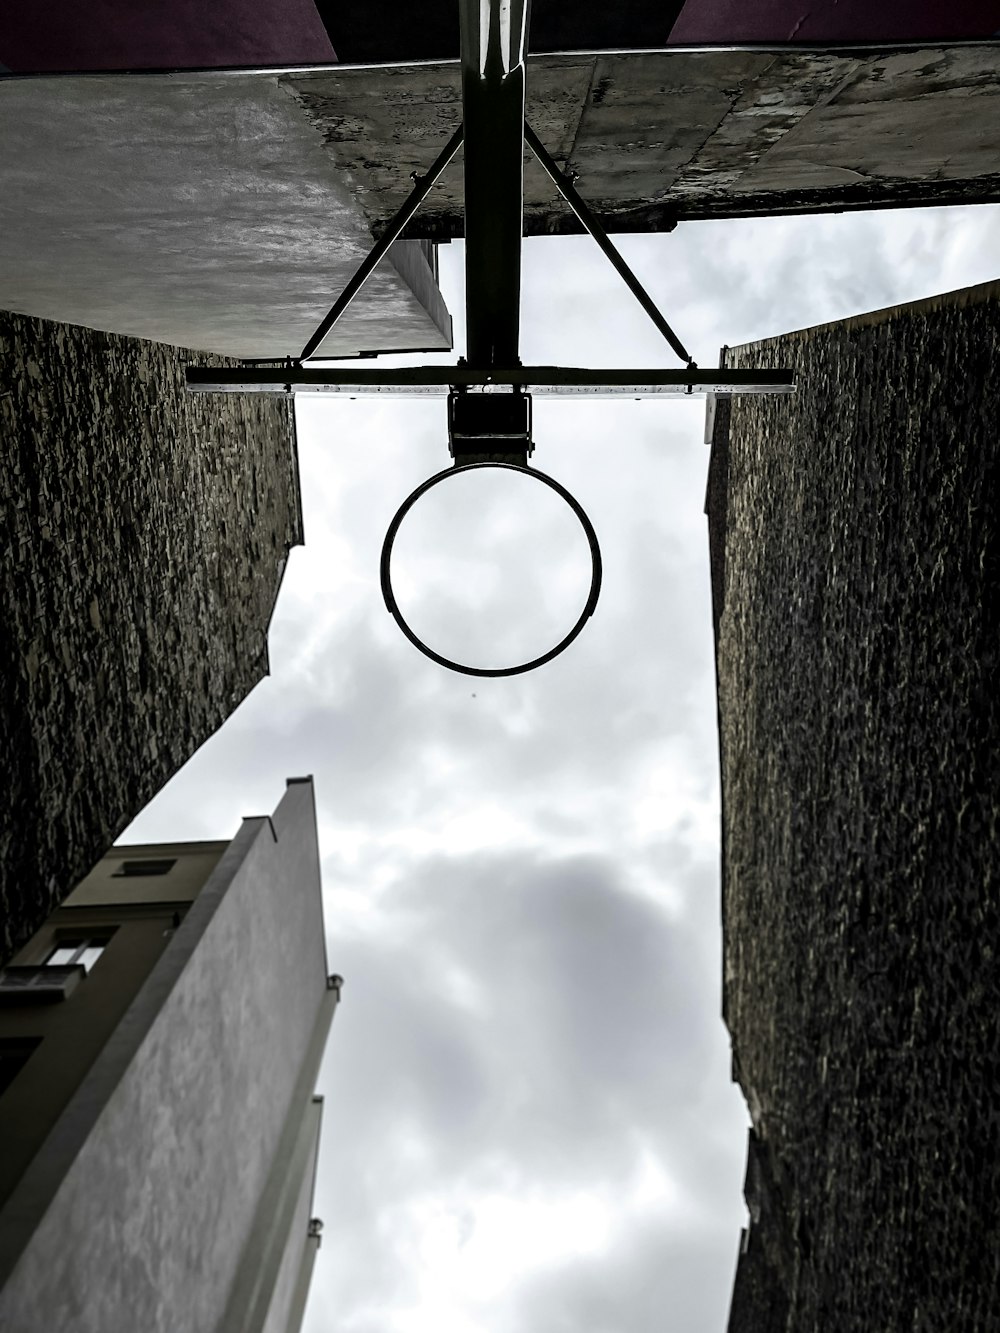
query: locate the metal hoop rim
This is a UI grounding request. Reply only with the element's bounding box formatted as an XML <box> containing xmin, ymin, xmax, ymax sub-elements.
<box><xmin>380</xmin><ymin>461</ymin><xmax>603</xmax><ymax>678</ymax></box>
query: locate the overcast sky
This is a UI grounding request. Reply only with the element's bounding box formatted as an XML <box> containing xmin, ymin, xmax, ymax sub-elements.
<box><xmin>126</xmin><ymin>202</ymin><xmax>1000</xmax><ymax>1333</ymax></box>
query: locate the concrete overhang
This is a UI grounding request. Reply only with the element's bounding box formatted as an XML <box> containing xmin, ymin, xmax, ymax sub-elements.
<box><xmin>279</xmin><ymin>42</ymin><xmax>1000</xmax><ymax>236</ymax></box>
<box><xmin>0</xmin><ymin>73</ymin><xmax>452</xmax><ymax>358</ymax></box>
<box><xmin>3</xmin><ymin>43</ymin><xmax>995</xmax><ymax>357</ymax></box>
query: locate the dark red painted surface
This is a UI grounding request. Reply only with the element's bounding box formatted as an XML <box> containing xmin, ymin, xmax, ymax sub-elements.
<box><xmin>1</xmin><ymin>0</ymin><xmax>995</xmax><ymax>75</ymax></box>
<box><xmin>668</xmin><ymin>0</ymin><xmax>1000</xmax><ymax>43</ymax></box>
<box><xmin>303</xmin><ymin>0</ymin><xmax>1000</xmax><ymax>65</ymax></box>
<box><xmin>0</xmin><ymin>0</ymin><xmax>336</xmax><ymax>73</ymax></box>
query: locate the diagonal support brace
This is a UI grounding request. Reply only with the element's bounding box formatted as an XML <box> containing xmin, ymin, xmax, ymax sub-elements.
<box><xmin>299</xmin><ymin>123</ymin><xmax>464</xmax><ymax>362</ymax></box>
<box><xmin>524</xmin><ymin>121</ymin><xmax>695</xmax><ymax>367</ymax></box>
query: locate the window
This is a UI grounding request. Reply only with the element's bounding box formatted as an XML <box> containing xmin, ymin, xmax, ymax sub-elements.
<box><xmin>112</xmin><ymin>858</ymin><xmax>176</xmax><ymax>878</ymax></box>
<box><xmin>0</xmin><ymin>1038</ymin><xmax>42</xmax><ymax>1097</ymax></box>
<box><xmin>0</xmin><ymin>932</ymin><xmax>115</xmax><ymax>1005</ymax></box>
<box><xmin>45</xmin><ymin>935</ymin><xmax>113</xmax><ymax>973</ymax></box>
<box><xmin>0</xmin><ymin>967</ymin><xmax>84</xmax><ymax>1003</ymax></box>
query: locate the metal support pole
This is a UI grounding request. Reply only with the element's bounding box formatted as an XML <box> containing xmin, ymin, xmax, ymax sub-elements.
<box><xmin>299</xmin><ymin>123</ymin><xmax>464</xmax><ymax>362</ymax></box>
<box><xmin>524</xmin><ymin>122</ymin><xmax>695</xmax><ymax>367</ymax></box>
<box><xmin>459</xmin><ymin>0</ymin><xmax>529</xmax><ymax>369</ymax></box>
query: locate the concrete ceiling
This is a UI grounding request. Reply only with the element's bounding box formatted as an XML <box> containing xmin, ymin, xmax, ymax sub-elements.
<box><xmin>0</xmin><ymin>74</ymin><xmax>452</xmax><ymax>358</ymax></box>
<box><xmin>3</xmin><ymin>44</ymin><xmax>996</xmax><ymax>359</ymax></box>
<box><xmin>283</xmin><ymin>43</ymin><xmax>1000</xmax><ymax>237</ymax></box>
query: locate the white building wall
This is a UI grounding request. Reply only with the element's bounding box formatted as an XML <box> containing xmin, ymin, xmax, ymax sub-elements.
<box><xmin>0</xmin><ymin>778</ymin><xmax>332</xmax><ymax>1333</ymax></box>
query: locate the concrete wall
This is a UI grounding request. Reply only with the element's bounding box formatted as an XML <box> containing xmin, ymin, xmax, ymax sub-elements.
<box><xmin>0</xmin><ymin>74</ymin><xmax>453</xmax><ymax>358</ymax></box>
<box><xmin>709</xmin><ymin>282</ymin><xmax>1000</xmax><ymax>1331</ymax></box>
<box><xmin>257</xmin><ymin>1098</ymin><xmax>324</xmax><ymax>1333</ymax></box>
<box><xmin>0</xmin><ymin>846</ymin><xmax>222</xmax><ymax>1208</ymax></box>
<box><xmin>0</xmin><ymin>779</ymin><xmax>335</xmax><ymax>1333</ymax></box>
<box><xmin>65</xmin><ymin>842</ymin><xmax>229</xmax><ymax>908</ymax></box>
<box><xmin>1</xmin><ymin>309</ymin><xmax>301</xmax><ymax>964</ymax></box>
<box><xmin>284</xmin><ymin>44</ymin><xmax>1000</xmax><ymax>238</ymax></box>
<box><xmin>283</xmin><ymin>1223</ymin><xmax>322</xmax><ymax>1333</ymax></box>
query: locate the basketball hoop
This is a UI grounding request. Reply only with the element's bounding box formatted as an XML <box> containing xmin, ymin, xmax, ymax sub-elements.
<box><xmin>380</xmin><ymin>462</ymin><xmax>602</xmax><ymax>678</ymax></box>
<box><xmin>185</xmin><ymin>0</ymin><xmax>794</xmax><ymax>677</ymax></box>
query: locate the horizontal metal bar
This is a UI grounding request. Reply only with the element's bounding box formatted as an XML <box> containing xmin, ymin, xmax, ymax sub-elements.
<box><xmin>185</xmin><ymin>365</ymin><xmax>794</xmax><ymax>396</ymax></box>
<box><xmin>184</xmin><ymin>383</ymin><xmax>793</xmax><ymax>397</ymax></box>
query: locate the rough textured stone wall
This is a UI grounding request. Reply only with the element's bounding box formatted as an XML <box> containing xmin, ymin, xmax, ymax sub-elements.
<box><xmin>1</xmin><ymin>311</ymin><xmax>301</xmax><ymax>964</ymax></box>
<box><xmin>709</xmin><ymin>282</ymin><xmax>1000</xmax><ymax>1332</ymax></box>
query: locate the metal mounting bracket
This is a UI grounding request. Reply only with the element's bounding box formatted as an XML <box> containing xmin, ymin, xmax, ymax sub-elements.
<box><xmin>298</xmin><ymin>124</ymin><xmax>464</xmax><ymax>362</ymax></box>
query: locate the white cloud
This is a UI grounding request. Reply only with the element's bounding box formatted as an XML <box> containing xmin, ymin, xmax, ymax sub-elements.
<box><xmin>122</xmin><ymin>202</ymin><xmax>1000</xmax><ymax>1333</ymax></box>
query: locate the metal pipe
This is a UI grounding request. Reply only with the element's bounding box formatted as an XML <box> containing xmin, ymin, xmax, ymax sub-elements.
<box><xmin>299</xmin><ymin>123</ymin><xmax>464</xmax><ymax>361</ymax></box>
<box><xmin>524</xmin><ymin>121</ymin><xmax>695</xmax><ymax>366</ymax></box>
<box><xmin>459</xmin><ymin>0</ymin><xmax>530</xmax><ymax>368</ymax></box>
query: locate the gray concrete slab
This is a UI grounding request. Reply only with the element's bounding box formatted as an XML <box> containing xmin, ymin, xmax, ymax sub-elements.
<box><xmin>744</xmin><ymin>47</ymin><xmax>1000</xmax><ymax>190</ymax></box>
<box><xmin>4</xmin><ymin>46</ymin><xmax>995</xmax><ymax>351</ymax></box>
<box><xmin>0</xmin><ymin>74</ymin><xmax>452</xmax><ymax>357</ymax></box>
<box><xmin>284</xmin><ymin>44</ymin><xmax>1000</xmax><ymax>236</ymax></box>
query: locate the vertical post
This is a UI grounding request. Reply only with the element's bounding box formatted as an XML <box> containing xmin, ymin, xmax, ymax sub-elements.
<box><xmin>459</xmin><ymin>0</ymin><xmax>529</xmax><ymax>369</ymax></box>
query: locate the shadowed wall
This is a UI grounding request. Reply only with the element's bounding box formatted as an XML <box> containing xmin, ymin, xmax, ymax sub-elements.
<box><xmin>709</xmin><ymin>281</ymin><xmax>1000</xmax><ymax>1332</ymax></box>
<box><xmin>1</xmin><ymin>311</ymin><xmax>302</xmax><ymax>964</ymax></box>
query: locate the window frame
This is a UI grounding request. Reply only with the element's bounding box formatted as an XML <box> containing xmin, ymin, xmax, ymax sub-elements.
<box><xmin>111</xmin><ymin>858</ymin><xmax>177</xmax><ymax>878</ymax></box>
<box><xmin>44</xmin><ymin>935</ymin><xmax>113</xmax><ymax>971</ymax></box>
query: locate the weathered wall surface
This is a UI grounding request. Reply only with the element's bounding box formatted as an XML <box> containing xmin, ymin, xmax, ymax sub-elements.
<box><xmin>286</xmin><ymin>44</ymin><xmax>1000</xmax><ymax>237</ymax></box>
<box><xmin>1</xmin><ymin>310</ymin><xmax>301</xmax><ymax>964</ymax></box>
<box><xmin>710</xmin><ymin>281</ymin><xmax>1000</xmax><ymax>1331</ymax></box>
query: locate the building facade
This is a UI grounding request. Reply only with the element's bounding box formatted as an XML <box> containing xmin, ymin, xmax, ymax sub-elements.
<box><xmin>708</xmin><ymin>282</ymin><xmax>1000</xmax><ymax>1331</ymax></box>
<box><xmin>1</xmin><ymin>309</ymin><xmax>304</xmax><ymax>963</ymax></box>
<box><xmin>4</xmin><ymin>23</ymin><xmax>997</xmax><ymax>956</ymax></box>
<box><xmin>0</xmin><ymin>777</ymin><xmax>337</xmax><ymax>1333</ymax></box>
